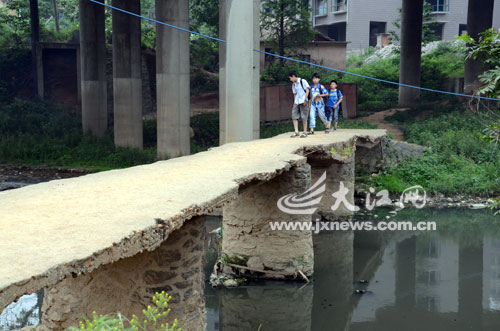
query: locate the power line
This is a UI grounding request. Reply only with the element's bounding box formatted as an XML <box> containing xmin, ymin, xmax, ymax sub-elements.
<box><xmin>89</xmin><ymin>0</ymin><xmax>500</xmax><ymax>102</ymax></box>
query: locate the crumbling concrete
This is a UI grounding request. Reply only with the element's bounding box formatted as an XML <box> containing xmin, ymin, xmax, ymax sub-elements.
<box><xmin>308</xmin><ymin>137</ymin><xmax>357</xmax><ymax>221</ymax></box>
<box><xmin>221</xmin><ymin>164</ymin><xmax>314</xmax><ymax>278</ymax></box>
<box><xmin>356</xmin><ymin>136</ymin><xmax>427</xmax><ymax>174</ymax></box>
<box><xmin>0</xmin><ymin>129</ymin><xmax>386</xmax><ymax>315</ymax></box>
<box><xmin>40</xmin><ymin>217</ymin><xmax>206</xmax><ymax>330</ymax></box>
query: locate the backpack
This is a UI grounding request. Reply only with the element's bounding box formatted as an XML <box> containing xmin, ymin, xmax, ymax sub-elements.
<box><xmin>336</xmin><ymin>89</ymin><xmax>343</xmax><ymax>113</ymax></box>
<box><xmin>304</xmin><ymin>81</ymin><xmax>328</xmax><ymax>103</ymax></box>
<box><xmin>327</xmin><ymin>89</ymin><xmax>343</xmax><ymax>110</ymax></box>
<box><xmin>299</xmin><ymin>79</ymin><xmax>312</xmax><ymax>101</ymax></box>
<box><xmin>325</xmin><ymin>89</ymin><xmax>343</xmax><ymax>119</ymax></box>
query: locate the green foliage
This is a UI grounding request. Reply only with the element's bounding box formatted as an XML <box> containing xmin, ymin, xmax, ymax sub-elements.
<box><xmin>460</xmin><ymin>28</ymin><xmax>500</xmax><ymax>98</ymax></box>
<box><xmin>69</xmin><ymin>292</ymin><xmax>181</xmax><ymax>331</ymax></box>
<box><xmin>260</xmin><ymin>62</ymin><xmax>341</xmax><ymax>85</ymax></box>
<box><xmin>260</xmin><ymin>0</ymin><xmax>314</xmax><ymax>65</ymax></box>
<box><xmin>0</xmin><ymin>0</ymin><xmax>80</xmax><ymax>50</ymax></box>
<box><xmin>368</xmin><ymin>106</ymin><xmax>500</xmax><ymax>196</ymax></box>
<box><xmin>490</xmin><ymin>197</ymin><xmax>500</xmax><ymax>216</ymax></box>
<box><xmin>0</xmin><ymin>47</ymin><xmax>33</xmax><ymax>102</ymax></box>
<box><xmin>190</xmin><ymin>0</ymin><xmax>219</xmax><ymax>35</ymax></box>
<box><xmin>0</xmin><ymin>100</ymin><xmax>156</xmax><ymax>170</ymax></box>
<box><xmin>0</xmin><ymin>0</ymin><xmax>32</xmax><ymax>49</ymax></box>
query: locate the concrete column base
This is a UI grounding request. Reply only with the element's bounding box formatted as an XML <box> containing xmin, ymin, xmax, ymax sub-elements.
<box><xmin>113</xmin><ymin>78</ymin><xmax>143</xmax><ymax>148</ymax></box>
<box><xmin>309</xmin><ymin>139</ymin><xmax>356</xmax><ymax>222</ymax></box>
<box><xmin>40</xmin><ymin>217</ymin><xmax>207</xmax><ymax>331</ymax></box>
<box><xmin>221</xmin><ymin>164</ymin><xmax>314</xmax><ymax>279</ymax></box>
<box><xmin>81</xmin><ymin>80</ymin><xmax>107</xmax><ymax>136</ymax></box>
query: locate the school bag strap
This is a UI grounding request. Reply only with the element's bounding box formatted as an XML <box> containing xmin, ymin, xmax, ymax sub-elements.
<box><xmin>299</xmin><ymin>79</ymin><xmax>311</xmax><ymax>100</ymax></box>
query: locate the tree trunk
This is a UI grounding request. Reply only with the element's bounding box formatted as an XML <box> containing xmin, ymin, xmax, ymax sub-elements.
<box><xmin>278</xmin><ymin>1</ymin><xmax>285</xmax><ymax>66</ymax></box>
<box><xmin>52</xmin><ymin>0</ymin><xmax>59</xmax><ymax>32</ymax></box>
<box><xmin>398</xmin><ymin>0</ymin><xmax>423</xmax><ymax>106</ymax></box>
<box><xmin>29</xmin><ymin>0</ymin><xmax>40</xmax><ymax>96</ymax></box>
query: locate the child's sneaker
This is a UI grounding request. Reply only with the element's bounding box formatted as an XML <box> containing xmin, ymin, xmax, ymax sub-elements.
<box><xmin>325</xmin><ymin>128</ymin><xmax>330</xmax><ymax>134</ymax></box>
<box><xmin>307</xmin><ymin>130</ymin><xmax>314</xmax><ymax>135</ymax></box>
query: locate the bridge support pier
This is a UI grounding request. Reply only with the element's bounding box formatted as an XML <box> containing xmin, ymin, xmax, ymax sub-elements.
<box><xmin>308</xmin><ymin>139</ymin><xmax>356</xmax><ymax>222</ymax></box>
<box><xmin>40</xmin><ymin>217</ymin><xmax>207</xmax><ymax>331</ymax></box>
<box><xmin>219</xmin><ymin>0</ymin><xmax>260</xmax><ymax>144</ymax></box>
<box><xmin>156</xmin><ymin>0</ymin><xmax>190</xmax><ymax>159</ymax></box>
<box><xmin>112</xmin><ymin>0</ymin><xmax>143</xmax><ymax>149</ymax></box>
<box><xmin>79</xmin><ymin>0</ymin><xmax>107</xmax><ymax>136</ymax></box>
<box><xmin>221</xmin><ymin>164</ymin><xmax>314</xmax><ymax>279</ymax></box>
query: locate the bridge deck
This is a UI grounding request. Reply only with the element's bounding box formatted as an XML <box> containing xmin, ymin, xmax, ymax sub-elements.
<box><xmin>0</xmin><ymin>129</ymin><xmax>386</xmax><ymax>309</ymax></box>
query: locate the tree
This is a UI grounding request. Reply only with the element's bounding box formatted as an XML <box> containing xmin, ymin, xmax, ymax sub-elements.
<box><xmin>260</xmin><ymin>0</ymin><xmax>314</xmax><ymax>66</ymax></box>
<box><xmin>460</xmin><ymin>28</ymin><xmax>500</xmax><ymax>144</ymax></box>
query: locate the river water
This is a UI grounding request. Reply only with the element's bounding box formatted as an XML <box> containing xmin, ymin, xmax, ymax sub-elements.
<box><xmin>2</xmin><ymin>202</ymin><xmax>500</xmax><ymax>330</ymax></box>
<box><xmin>205</xmin><ymin>208</ymin><xmax>500</xmax><ymax>331</ymax></box>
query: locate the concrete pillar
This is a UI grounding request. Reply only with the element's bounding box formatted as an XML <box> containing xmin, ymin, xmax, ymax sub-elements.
<box><xmin>398</xmin><ymin>0</ymin><xmax>423</xmax><ymax>106</ymax></box>
<box><xmin>308</xmin><ymin>139</ymin><xmax>356</xmax><ymax>221</ymax></box>
<box><xmin>221</xmin><ymin>164</ymin><xmax>314</xmax><ymax>278</ymax></box>
<box><xmin>156</xmin><ymin>0</ymin><xmax>190</xmax><ymax>159</ymax></box>
<box><xmin>40</xmin><ymin>217</ymin><xmax>207</xmax><ymax>331</ymax></box>
<box><xmin>218</xmin><ymin>0</ymin><xmax>228</xmax><ymax>146</ymax></box>
<box><xmin>112</xmin><ymin>0</ymin><xmax>143</xmax><ymax>149</ymax></box>
<box><xmin>79</xmin><ymin>0</ymin><xmax>107</xmax><ymax>136</ymax></box>
<box><xmin>220</xmin><ymin>283</ymin><xmax>313</xmax><ymax>330</ymax></box>
<box><xmin>464</xmin><ymin>0</ymin><xmax>495</xmax><ymax>94</ymax></box>
<box><xmin>220</xmin><ymin>0</ymin><xmax>260</xmax><ymax>144</ymax></box>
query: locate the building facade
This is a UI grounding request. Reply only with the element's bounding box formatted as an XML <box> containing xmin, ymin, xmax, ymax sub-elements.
<box><xmin>313</xmin><ymin>0</ymin><xmax>500</xmax><ymax>51</ymax></box>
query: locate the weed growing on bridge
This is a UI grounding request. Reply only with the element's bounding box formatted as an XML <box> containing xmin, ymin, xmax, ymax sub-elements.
<box><xmin>69</xmin><ymin>292</ymin><xmax>181</xmax><ymax>331</ymax></box>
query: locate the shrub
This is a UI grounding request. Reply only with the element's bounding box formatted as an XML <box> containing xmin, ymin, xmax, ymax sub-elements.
<box><xmin>69</xmin><ymin>292</ymin><xmax>181</xmax><ymax>331</ymax></box>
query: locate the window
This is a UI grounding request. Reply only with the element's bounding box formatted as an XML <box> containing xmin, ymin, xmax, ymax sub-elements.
<box><xmin>459</xmin><ymin>24</ymin><xmax>467</xmax><ymax>36</ymax></box>
<box><xmin>315</xmin><ymin>0</ymin><xmax>328</xmax><ymax>16</ymax></box>
<box><xmin>332</xmin><ymin>0</ymin><xmax>347</xmax><ymax>12</ymax></box>
<box><xmin>426</xmin><ymin>0</ymin><xmax>449</xmax><ymax>12</ymax></box>
<box><xmin>327</xmin><ymin>22</ymin><xmax>346</xmax><ymax>41</ymax></box>
<box><xmin>369</xmin><ymin>21</ymin><xmax>387</xmax><ymax>48</ymax></box>
<box><xmin>427</xmin><ymin>22</ymin><xmax>444</xmax><ymax>40</ymax></box>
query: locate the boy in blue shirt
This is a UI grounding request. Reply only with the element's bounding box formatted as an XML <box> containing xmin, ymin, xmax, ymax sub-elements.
<box><xmin>326</xmin><ymin>80</ymin><xmax>343</xmax><ymax>131</ymax></box>
<box><xmin>308</xmin><ymin>73</ymin><xmax>330</xmax><ymax>134</ymax></box>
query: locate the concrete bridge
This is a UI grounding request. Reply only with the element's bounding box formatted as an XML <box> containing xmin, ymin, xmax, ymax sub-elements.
<box><xmin>0</xmin><ymin>129</ymin><xmax>391</xmax><ymax>330</ymax></box>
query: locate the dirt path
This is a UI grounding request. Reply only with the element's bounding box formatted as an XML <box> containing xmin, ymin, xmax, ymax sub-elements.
<box><xmin>356</xmin><ymin>108</ymin><xmax>407</xmax><ymax>141</ymax></box>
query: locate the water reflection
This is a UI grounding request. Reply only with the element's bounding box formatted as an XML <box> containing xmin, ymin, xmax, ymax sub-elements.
<box><xmin>3</xmin><ymin>209</ymin><xmax>500</xmax><ymax>331</ymax></box>
<box><xmin>207</xmin><ymin>208</ymin><xmax>500</xmax><ymax>331</ymax></box>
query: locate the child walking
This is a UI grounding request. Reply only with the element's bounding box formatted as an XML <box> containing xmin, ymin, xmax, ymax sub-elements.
<box><xmin>326</xmin><ymin>80</ymin><xmax>344</xmax><ymax>131</ymax></box>
<box><xmin>288</xmin><ymin>70</ymin><xmax>310</xmax><ymax>138</ymax></box>
<box><xmin>308</xmin><ymin>73</ymin><xmax>330</xmax><ymax>134</ymax></box>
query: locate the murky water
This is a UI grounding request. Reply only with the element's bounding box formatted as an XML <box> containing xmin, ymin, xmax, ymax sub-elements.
<box><xmin>3</xmin><ymin>208</ymin><xmax>500</xmax><ymax>330</ymax></box>
<box><xmin>205</xmin><ymin>208</ymin><xmax>500</xmax><ymax>331</ymax></box>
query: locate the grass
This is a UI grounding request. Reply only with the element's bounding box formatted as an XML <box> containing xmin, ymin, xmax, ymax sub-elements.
<box><xmin>362</xmin><ymin>100</ymin><xmax>500</xmax><ymax>196</ymax></box>
<box><xmin>0</xmin><ymin>100</ymin><xmax>377</xmax><ymax>172</ymax></box>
